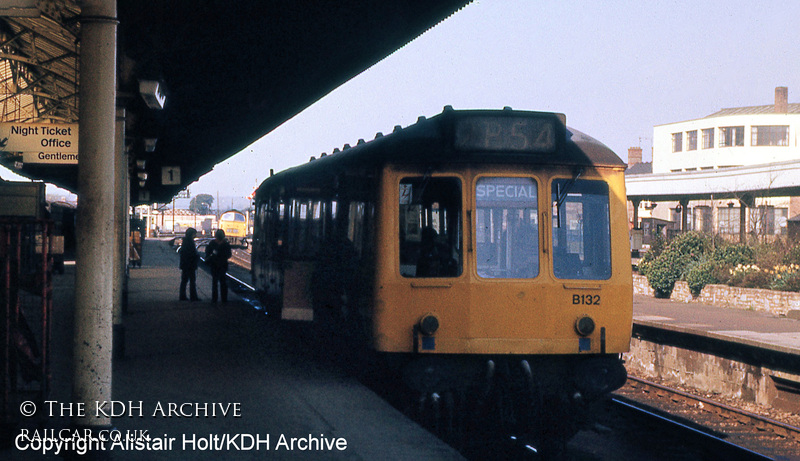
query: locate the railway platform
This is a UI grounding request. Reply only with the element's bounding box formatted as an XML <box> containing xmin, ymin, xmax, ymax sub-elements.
<box><xmin>3</xmin><ymin>239</ymin><xmax>464</xmax><ymax>460</ymax></box>
<box><xmin>633</xmin><ymin>294</ymin><xmax>800</xmax><ymax>357</ymax></box>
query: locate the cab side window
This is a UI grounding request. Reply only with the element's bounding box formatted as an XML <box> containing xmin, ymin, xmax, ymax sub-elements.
<box><xmin>399</xmin><ymin>177</ymin><xmax>462</xmax><ymax>278</ymax></box>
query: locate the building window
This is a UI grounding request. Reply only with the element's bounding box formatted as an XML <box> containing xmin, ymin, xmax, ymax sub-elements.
<box><xmin>702</xmin><ymin>128</ymin><xmax>714</xmax><ymax>149</ymax></box>
<box><xmin>748</xmin><ymin>206</ymin><xmax>776</xmax><ymax>235</ymax></box>
<box><xmin>693</xmin><ymin>206</ymin><xmax>712</xmax><ymax>233</ymax></box>
<box><xmin>671</xmin><ymin>132</ymin><xmax>683</xmax><ymax>152</ymax></box>
<box><xmin>686</xmin><ymin>130</ymin><xmax>698</xmax><ymax>151</ymax></box>
<box><xmin>718</xmin><ymin>207</ymin><xmax>740</xmax><ymax>234</ymax></box>
<box><xmin>776</xmin><ymin>208</ymin><xmax>788</xmax><ymax>235</ymax></box>
<box><xmin>751</xmin><ymin>126</ymin><xmax>789</xmax><ymax>146</ymax></box>
<box><xmin>719</xmin><ymin>126</ymin><xmax>744</xmax><ymax>147</ymax></box>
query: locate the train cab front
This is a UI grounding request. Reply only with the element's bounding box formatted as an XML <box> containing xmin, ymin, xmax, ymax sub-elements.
<box><xmin>372</xmin><ymin>161</ymin><xmax>632</xmax><ymax>441</ymax></box>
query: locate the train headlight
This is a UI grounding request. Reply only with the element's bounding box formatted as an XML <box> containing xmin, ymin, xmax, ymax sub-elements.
<box><xmin>574</xmin><ymin>316</ymin><xmax>595</xmax><ymax>336</ymax></box>
<box><xmin>418</xmin><ymin>313</ymin><xmax>440</xmax><ymax>336</ymax></box>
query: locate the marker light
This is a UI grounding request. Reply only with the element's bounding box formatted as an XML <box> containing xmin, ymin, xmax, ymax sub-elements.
<box><xmin>575</xmin><ymin>316</ymin><xmax>595</xmax><ymax>336</ymax></box>
<box><xmin>418</xmin><ymin>313</ymin><xmax>440</xmax><ymax>336</ymax></box>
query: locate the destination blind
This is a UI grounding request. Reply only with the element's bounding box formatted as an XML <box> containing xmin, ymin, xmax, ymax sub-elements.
<box><xmin>454</xmin><ymin>114</ymin><xmax>559</xmax><ymax>153</ymax></box>
<box><xmin>476</xmin><ymin>177</ymin><xmax>538</xmax><ymax>203</ymax></box>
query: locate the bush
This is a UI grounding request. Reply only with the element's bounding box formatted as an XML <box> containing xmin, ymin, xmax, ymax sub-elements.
<box><xmin>685</xmin><ymin>257</ymin><xmax>718</xmax><ymax>297</ymax></box>
<box><xmin>712</xmin><ymin>244</ymin><xmax>755</xmax><ymax>267</ymax></box>
<box><xmin>646</xmin><ymin>248</ymin><xmax>689</xmax><ymax>298</ymax></box>
<box><xmin>668</xmin><ymin>231</ymin><xmax>709</xmax><ymax>265</ymax></box>
<box><xmin>645</xmin><ymin>232</ymin><xmax>708</xmax><ymax>298</ymax></box>
<box><xmin>727</xmin><ymin>264</ymin><xmax>772</xmax><ymax>288</ymax></box>
<box><xmin>770</xmin><ymin>264</ymin><xmax>800</xmax><ymax>292</ymax></box>
<box><xmin>638</xmin><ymin>233</ymin><xmax>666</xmax><ymax>277</ymax></box>
<box><xmin>641</xmin><ymin>233</ymin><xmax>800</xmax><ymax>295</ymax></box>
<box><xmin>783</xmin><ymin>245</ymin><xmax>800</xmax><ymax>266</ymax></box>
<box><xmin>753</xmin><ymin>242</ymin><xmax>784</xmax><ymax>272</ymax></box>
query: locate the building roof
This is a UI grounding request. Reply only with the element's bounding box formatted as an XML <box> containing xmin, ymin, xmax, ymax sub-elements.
<box><xmin>706</xmin><ymin>103</ymin><xmax>800</xmax><ymax>117</ymax></box>
<box><xmin>626</xmin><ymin>162</ymin><xmax>652</xmax><ymax>175</ymax></box>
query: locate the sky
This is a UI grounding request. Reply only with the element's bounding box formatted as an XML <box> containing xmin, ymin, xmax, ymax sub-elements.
<box><xmin>5</xmin><ymin>0</ymin><xmax>800</xmax><ymax>202</ymax></box>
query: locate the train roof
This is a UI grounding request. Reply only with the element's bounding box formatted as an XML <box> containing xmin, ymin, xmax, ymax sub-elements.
<box><xmin>255</xmin><ymin>107</ymin><xmax>625</xmax><ymax>198</ymax></box>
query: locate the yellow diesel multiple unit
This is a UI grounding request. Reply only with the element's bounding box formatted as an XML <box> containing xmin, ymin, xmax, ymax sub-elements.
<box><xmin>252</xmin><ymin>107</ymin><xmax>632</xmax><ymax>450</ymax></box>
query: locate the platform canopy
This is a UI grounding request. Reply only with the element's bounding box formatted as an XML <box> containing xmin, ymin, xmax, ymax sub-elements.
<box><xmin>0</xmin><ymin>0</ymin><xmax>472</xmax><ymax>203</ymax></box>
<box><xmin>626</xmin><ymin>159</ymin><xmax>800</xmax><ymax>204</ymax></box>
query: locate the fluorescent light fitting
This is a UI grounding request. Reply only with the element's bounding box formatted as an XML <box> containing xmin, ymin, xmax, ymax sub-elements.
<box><xmin>139</xmin><ymin>80</ymin><xmax>166</xmax><ymax>110</ymax></box>
<box><xmin>144</xmin><ymin>138</ymin><xmax>157</xmax><ymax>152</ymax></box>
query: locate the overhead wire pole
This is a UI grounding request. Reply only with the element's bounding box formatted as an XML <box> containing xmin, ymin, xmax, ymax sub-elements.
<box><xmin>73</xmin><ymin>0</ymin><xmax>118</xmax><ymax>430</ymax></box>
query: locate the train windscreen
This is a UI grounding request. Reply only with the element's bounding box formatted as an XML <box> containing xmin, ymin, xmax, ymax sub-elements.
<box><xmin>475</xmin><ymin>177</ymin><xmax>539</xmax><ymax>279</ymax></box>
<box><xmin>551</xmin><ymin>179</ymin><xmax>611</xmax><ymax>280</ymax></box>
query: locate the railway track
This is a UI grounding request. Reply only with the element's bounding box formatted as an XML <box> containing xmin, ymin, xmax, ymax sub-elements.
<box><xmin>220</xmin><ymin>249</ymin><xmax>800</xmax><ymax>459</ymax></box>
<box><xmin>230</xmin><ymin>248</ymin><xmax>251</xmax><ymax>270</ymax></box>
<box><xmin>613</xmin><ymin>375</ymin><xmax>800</xmax><ymax>460</ymax></box>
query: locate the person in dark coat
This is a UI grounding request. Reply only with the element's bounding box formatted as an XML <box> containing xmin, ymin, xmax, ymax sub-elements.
<box><xmin>179</xmin><ymin>227</ymin><xmax>200</xmax><ymax>301</ymax></box>
<box><xmin>205</xmin><ymin>229</ymin><xmax>232</xmax><ymax>302</ymax></box>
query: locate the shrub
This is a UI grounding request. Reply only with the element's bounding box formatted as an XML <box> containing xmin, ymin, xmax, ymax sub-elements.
<box><xmin>640</xmin><ymin>233</ymin><xmax>800</xmax><ymax>295</ymax></box>
<box><xmin>638</xmin><ymin>233</ymin><xmax>666</xmax><ymax>277</ymax></box>
<box><xmin>646</xmin><ymin>248</ymin><xmax>689</xmax><ymax>298</ymax></box>
<box><xmin>712</xmin><ymin>244</ymin><xmax>755</xmax><ymax>267</ymax></box>
<box><xmin>668</xmin><ymin>231</ymin><xmax>709</xmax><ymax>265</ymax></box>
<box><xmin>727</xmin><ymin>264</ymin><xmax>772</xmax><ymax>289</ymax></box>
<box><xmin>645</xmin><ymin>232</ymin><xmax>708</xmax><ymax>298</ymax></box>
<box><xmin>770</xmin><ymin>264</ymin><xmax>800</xmax><ymax>292</ymax></box>
<box><xmin>753</xmin><ymin>242</ymin><xmax>784</xmax><ymax>273</ymax></box>
<box><xmin>783</xmin><ymin>246</ymin><xmax>800</xmax><ymax>266</ymax></box>
<box><xmin>685</xmin><ymin>257</ymin><xmax>718</xmax><ymax>297</ymax></box>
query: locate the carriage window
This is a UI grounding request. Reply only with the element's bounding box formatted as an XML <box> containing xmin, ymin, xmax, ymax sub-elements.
<box><xmin>399</xmin><ymin>177</ymin><xmax>462</xmax><ymax>277</ymax></box>
<box><xmin>476</xmin><ymin>177</ymin><xmax>539</xmax><ymax>279</ymax></box>
<box><xmin>551</xmin><ymin>179</ymin><xmax>611</xmax><ymax>280</ymax></box>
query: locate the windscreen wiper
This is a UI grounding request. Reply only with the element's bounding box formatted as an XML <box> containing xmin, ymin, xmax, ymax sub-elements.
<box><xmin>554</xmin><ymin>167</ymin><xmax>584</xmax><ymax>227</ymax></box>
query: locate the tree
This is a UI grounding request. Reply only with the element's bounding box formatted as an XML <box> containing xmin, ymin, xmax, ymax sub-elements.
<box><xmin>190</xmin><ymin>194</ymin><xmax>214</xmax><ymax>215</ymax></box>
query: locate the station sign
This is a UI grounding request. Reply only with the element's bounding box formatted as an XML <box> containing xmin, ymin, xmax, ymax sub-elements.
<box><xmin>161</xmin><ymin>166</ymin><xmax>180</xmax><ymax>185</ymax></box>
<box><xmin>0</xmin><ymin>122</ymin><xmax>79</xmax><ymax>164</ymax></box>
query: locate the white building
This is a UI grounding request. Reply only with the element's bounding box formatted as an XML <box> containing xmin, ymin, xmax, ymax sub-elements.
<box><xmin>653</xmin><ymin>87</ymin><xmax>800</xmax><ymax>174</ymax></box>
<box><xmin>137</xmin><ymin>207</ymin><xmax>218</xmax><ymax>237</ymax></box>
<box><xmin>629</xmin><ymin>87</ymin><xmax>800</xmax><ymax>239</ymax></box>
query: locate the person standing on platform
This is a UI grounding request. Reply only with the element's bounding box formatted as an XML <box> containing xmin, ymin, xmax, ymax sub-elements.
<box><xmin>206</xmin><ymin>229</ymin><xmax>232</xmax><ymax>303</ymax></box>
<box><xmin>179</xmin><ymin>227</ymin><xmax>200</xmax><ymax>301</ymax></box>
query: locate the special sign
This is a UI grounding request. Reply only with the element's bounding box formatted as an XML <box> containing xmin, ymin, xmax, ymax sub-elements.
<box><xmin>0</xmin><ymin>122</ymin><xmax>79</xmax><ymax>164</ymax></box>
<box><xmin>476</xmin><ymin>177</ymin><xmax>538</xmax><ymax>203</ymax></box>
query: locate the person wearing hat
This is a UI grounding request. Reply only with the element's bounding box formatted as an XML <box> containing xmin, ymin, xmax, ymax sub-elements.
<box><xmin>179</xmin><ymin>227</ymin><xmax>200</xmax><ymax>301</ymax></box>
<box><xmin>205</xmin><ymin>228</ymin><xmax>232</xmax><ymax>302</ymax></box>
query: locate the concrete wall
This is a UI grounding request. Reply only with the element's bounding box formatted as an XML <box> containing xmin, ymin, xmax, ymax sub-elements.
<box><xmin>625</xmin><ymin>338</ymin><xmax>778</xmax><ymax>407</ymax></box>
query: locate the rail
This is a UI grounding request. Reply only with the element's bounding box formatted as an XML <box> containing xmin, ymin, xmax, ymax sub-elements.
<box><xmin>614</xmin><ymin>375</ymin><xmax>800</xmax><ymax>459</ymax></box>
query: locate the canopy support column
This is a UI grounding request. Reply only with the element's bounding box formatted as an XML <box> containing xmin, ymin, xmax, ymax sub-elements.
<box><xmin>73</xmin><ymin>0</ymin><xmax>118</xmax><ymax>431</ymax></box>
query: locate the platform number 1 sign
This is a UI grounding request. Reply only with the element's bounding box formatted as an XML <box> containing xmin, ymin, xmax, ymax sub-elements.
<box><xmin>162</xmin><ymin>166</ymin><xmax>180</xmax><ymax>185</ymax></box>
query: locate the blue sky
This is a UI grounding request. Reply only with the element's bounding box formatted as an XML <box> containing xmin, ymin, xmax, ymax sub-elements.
<box><xmin>5</xmin><ymin>0</ymin><xmax>800</xmax><ymax>201</ymax></box>
<box><xmin>193</xmin><ymin>0</ymin><xmax>800</xmax><ymax>198</ymax></box>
